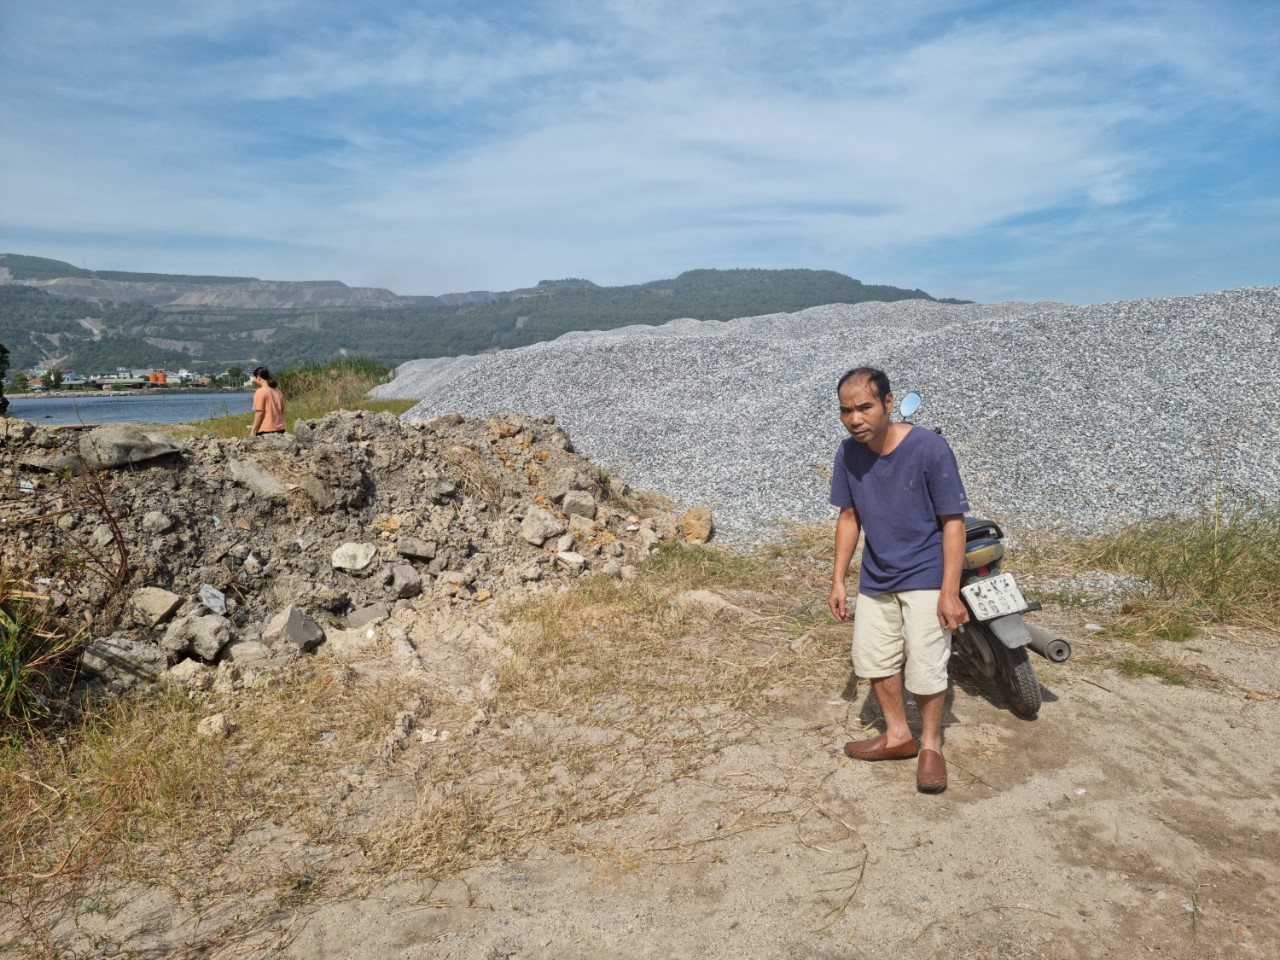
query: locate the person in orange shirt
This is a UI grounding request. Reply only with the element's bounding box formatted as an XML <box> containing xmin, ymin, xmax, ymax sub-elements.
<box><xmin>249</xmin><ymin>366</ymin><xmax>285</xmax><ymax>436</ymax></box>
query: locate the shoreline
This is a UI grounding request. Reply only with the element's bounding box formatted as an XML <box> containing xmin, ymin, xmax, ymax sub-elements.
<box><xmin>2</xmin><ymin>387</ymin><xmax>250</xmax><ymax>401</ymax></box>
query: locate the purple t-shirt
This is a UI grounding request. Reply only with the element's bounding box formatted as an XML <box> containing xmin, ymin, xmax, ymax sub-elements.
<box><xmin>829</xmin><ymin>426</ymin><xmax>970</xmax><ymax>596</ymax></box>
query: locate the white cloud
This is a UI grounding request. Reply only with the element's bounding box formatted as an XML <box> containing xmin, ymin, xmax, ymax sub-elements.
<box><xmin>0</xmin><ymin>1</ymin><xmax>1275</xmax><ymax>300</ymax></box>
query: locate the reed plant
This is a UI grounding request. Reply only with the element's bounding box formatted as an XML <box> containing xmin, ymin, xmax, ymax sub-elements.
<box><xmin>0</xmin><ymin>572</ymin><xmax>83</xmax><ymax>741</ymax></box>
<box><xmin>1068</xmin><ymin>507</ymin><xmax>1280</xmax><ymax>641</ymax></box>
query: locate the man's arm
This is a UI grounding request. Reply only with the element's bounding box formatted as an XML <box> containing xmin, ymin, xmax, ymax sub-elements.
<box><xmin>937</xmin><ymin>513</ymin><xmax>969</xmax><ymax>631</ymax></box>
<box><xmin>828</xmin><ymin>506</ymin><xmax>861</xmax><ymax>622</ymax></box>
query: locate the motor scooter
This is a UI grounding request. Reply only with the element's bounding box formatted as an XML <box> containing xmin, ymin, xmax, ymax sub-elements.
<box><xmin>899</xmin><ymin>392</ymin><xmax>1071</xmax><ymax>719</ymax></box>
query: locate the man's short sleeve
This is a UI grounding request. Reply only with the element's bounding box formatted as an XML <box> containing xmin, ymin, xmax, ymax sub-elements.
<box><xmin>924</xmin><ymin>436</ymin><xmax>970</xmax><ymax>516</ymax></box>
<box><xmin>829</xmin><ymin>443</ymin><xmax>855</xmax><ymax>509</ymax></box>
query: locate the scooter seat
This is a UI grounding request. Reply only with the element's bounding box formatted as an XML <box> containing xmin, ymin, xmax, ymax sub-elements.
<box><xmin>964</xmin><ymin>516</ymin><xmax>1004</xmax><ymax>543</ymax></box>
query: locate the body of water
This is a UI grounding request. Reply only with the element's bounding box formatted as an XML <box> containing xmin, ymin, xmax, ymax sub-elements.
<box><xmin>5</xmin><ymin>391</ymin><xmax>254</xmax><ymax>426</ymax></box>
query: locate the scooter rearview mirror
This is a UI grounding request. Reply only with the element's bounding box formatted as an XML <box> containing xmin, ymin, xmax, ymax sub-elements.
<box><xmin>899</xmin><ymin>391</ymin><xmax>922</xmax><ymax>418</ymax></box>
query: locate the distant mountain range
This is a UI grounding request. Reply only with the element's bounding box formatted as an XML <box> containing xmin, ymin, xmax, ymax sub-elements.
<box><xmin>0</xmin><ymin>253</ymin><xmax>966</xmax><ymax>373</ymax></box>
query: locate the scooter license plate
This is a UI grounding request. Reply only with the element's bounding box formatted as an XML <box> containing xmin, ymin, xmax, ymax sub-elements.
<box><xmin>962</xmin><ymin>573</ymin><xmax>1028</xmax><ymax>621</ymax></box>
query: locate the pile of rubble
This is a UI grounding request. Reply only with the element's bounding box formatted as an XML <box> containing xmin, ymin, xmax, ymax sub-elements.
<box><xmin>1</xmin><ymin>410</ymin><xmax>713</xmax><ymax>696</ymax></box>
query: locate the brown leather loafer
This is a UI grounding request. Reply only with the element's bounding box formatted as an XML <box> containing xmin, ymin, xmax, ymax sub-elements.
<box><xmin>843</xmin><ymin>734</ymin><xmax>919</xmax><ymax>761</ymax></box>
<box><xmin>916</xmin><ymin>749</ymin><xmax>947</xmax><ymax>793</ymax></box>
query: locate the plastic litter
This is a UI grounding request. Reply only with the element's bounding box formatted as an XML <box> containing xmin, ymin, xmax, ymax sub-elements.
<box><xmin>199</xmin><ymin>585</ymin><xmax>227</xmax><ymax>615</ymax></box>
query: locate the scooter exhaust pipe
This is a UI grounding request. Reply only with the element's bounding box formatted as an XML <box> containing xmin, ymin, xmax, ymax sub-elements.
<box><xmin>1026</xmin><ymin>624</ymin><xmax>1072</xmax><ymax>663</ymax></box>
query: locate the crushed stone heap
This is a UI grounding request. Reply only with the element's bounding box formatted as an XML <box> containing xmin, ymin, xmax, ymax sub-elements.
<box><xmin>376</xmin><ymin>286</ymin><xmax>1280</xmax><ymax>542</ymax></box>
<box><xmin>2</xmin><ymin>410</ymin><xmax>707</xmax><ymax>693</ymax></box>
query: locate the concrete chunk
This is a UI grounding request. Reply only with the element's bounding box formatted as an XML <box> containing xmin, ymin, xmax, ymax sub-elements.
<box><xmin>347</xmin><ymin>603</ymin><xmax>391</xmax><ymax>630</ymax></box>
<box><xmin>263</xmin><ymin>604</ymin><xmax>326</xmax><ymax>652</ymax></box>
<box><xmin>392</xmin><ymin>563</ymin><xmax>423</xmax><ymax>599</ymax></box>
<box><xmin>81</xmin><ymin>635</ymin><xmax>169</xmax><ymax>691</ymax></box>
<box><xmin>520</xmin><ymin>505</ymin><xmax>566</xmax><ymax>546</ymax></box>
<box><xmin>226</xmin><ymin>458</ymin><xmax>286</xmax><ymax>499</ymax></box>
<box><xmin>79</xmin><ymin>425</ymin><xmax>185</xmax><ymax>470</ymax></box>
<box><xmin>556</xmin><ymin>551</ymin><xmax>587</xmax><ymax>574</ymax></box>
<box><xmin>332</xmin><ymin>542</ymin><xmax>378</xmax><ymax>571</ymax></box>
<box><xmin>396</xmin><ymin>537</ymin><xmax>437</xmax><ymax>560</ymax></box>
<box><xmin>163</xmin><ymin>613</ymin><xmax>234</xmax><ymax>660</ymax></box>
<box><xmin>562</xmin><ymin>489</ymin><xmax>597</xmax><ymax>520</ymax></box>
<box><xmin>130</xmin><ymin>587</ymin><xmax>183</xmax><ymax>628</ymax></box>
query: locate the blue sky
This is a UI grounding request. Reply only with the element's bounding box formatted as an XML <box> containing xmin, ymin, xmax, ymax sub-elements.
<box><xmin>1</xmin><ymin>0</ymin><xmax>1276</xmax><ymax>304</ymax></box>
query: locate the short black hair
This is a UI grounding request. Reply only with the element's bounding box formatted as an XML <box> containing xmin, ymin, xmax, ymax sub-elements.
<box><xmin>836</xmin><ymin>366</ymin><xmax>891</xmax><ymax>402</ymax></box>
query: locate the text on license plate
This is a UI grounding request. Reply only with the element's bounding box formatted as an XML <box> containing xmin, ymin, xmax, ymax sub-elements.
<box><xmin>961</xmin><ymin>573</ymin><xmax>1028</xmax><ymax>621</ymax></box>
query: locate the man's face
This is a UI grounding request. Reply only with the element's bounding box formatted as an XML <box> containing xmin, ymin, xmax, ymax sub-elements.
<box><xmin>838</xmin><ymin>378</ymin><xmax>893</xmax><ymax>446</ymax></box>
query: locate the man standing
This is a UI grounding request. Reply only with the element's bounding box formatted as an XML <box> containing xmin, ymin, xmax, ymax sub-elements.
<box><xmin>827</xmin><ymin>367</ymin><xmax>970</xmax><ymax>794</ymax></box>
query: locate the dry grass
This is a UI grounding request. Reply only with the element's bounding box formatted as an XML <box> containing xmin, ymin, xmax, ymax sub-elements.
<box><xmin>18</xmin><ymin>508</ymin><xmax>1277</xmax><ymax>953</ymax></box>
<box><xmin>360</xmin><ymin>538</ymin><xmax>846</xmax><ymax>875</ymax></box>
<box><xmin>0</xmin><ymin>666</ymin><xmax>417</xmax><ymax>955</ymax></box>
<box><xmin>1018</xmin><ymin>509</ymin><xmax>1280</xmax><ymax>643</ymax></box>
<box><xmin>0</xmin><ymin>532</ymin><xmax>849</xmax><ymax>956</ymax></box>
<box><xmin>441</xmin><ymin>441</ymin><xmax>506</xmax><ymax>506</ymax></box>
<box><xmin>1084</xmin><ymin>509</ymin><xmax>1280</xmax><ymax>636</ymax></box>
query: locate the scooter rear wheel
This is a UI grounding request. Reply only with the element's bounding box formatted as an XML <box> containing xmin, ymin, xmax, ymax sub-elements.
<box><xmin>992</xmin><ymin>642</ymin><xmax>1042</xmax><ymax>719</ymax></box>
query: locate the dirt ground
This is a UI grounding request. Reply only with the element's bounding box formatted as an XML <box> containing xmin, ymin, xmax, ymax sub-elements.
<box><xmin>45</xmin><ymin>604</ymin><xmax>1279</xmax><ymax>960</ymax></box>
<box><xmin>7</xmin><ymin>413</ymin><xmax>1277</xmax><ymax>959</ymax></box>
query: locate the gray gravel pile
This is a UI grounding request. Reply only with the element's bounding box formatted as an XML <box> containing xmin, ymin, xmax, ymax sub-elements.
<box><xmin>376</xmin><ymin>287</ymin><xmax>1280</xmax><ymax>542</ymax></box>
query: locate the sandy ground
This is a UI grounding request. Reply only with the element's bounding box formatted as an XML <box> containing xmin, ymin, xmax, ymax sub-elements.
<box><xmin>46</xmin><ymin>606</ymin><xmax>1279</xmax><ymax>960</ymax></box>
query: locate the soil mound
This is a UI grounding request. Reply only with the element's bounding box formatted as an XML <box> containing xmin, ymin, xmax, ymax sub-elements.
<box><xmin>2</xmin><ymin>410</ymin><xmax>701</xmax><ymax>692</ymax></box>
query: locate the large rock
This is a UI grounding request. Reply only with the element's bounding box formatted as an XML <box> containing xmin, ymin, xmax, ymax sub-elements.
<box><xmin>81</xmin><ymin>635</ymin><xmax>170</xmax><ymax>691</ymax></box>
<box><xmin>226</xmin><ymin>458</ymin><xmax>286</xmax><ymax>499</ymax></box>
<box><xmin>129</xmin><ymin>587</ymin><xmax>183</xmax><ymax>627</ymax></box>
<box><xmin>79</xmin><ymin>425</ymin><xmax>186</xmax><ymax>470</ymax></box>
<box><xmin>263</xmin><ymin>604</ymin><xmax>325</xmax><ymax>652</ymax></box>
<box><xmin>520</xmin><ymin>505</ymin><xmax>566</xmax><ymax>546</ymax></box>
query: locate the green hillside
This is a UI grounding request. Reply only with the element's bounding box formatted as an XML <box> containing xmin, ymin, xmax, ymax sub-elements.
<box><xmin>0</xmin><ymin>286</ymin><xmax>186</xmax><ymax>371</ymax></box>
<box><xmin>0</xmin><ymin>253</ymin><xmax>255</xmax><ymax>285</ymax></box>
<box><xmin>1</xmin><ymin>265</ymin><xmax>953</xmax><ymax>373</ymax></box>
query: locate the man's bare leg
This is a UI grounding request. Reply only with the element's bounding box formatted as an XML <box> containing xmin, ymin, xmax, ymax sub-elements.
<box><xmin>914</xmin><ymin>688</ymin><xmax>948</xmax><ymax>792</ymax></box>
<box><xmin>869</xmin><ymin>673</ymin><xmax>914</xmax><ymax>747</ymax></box>
<box><xmin>915</xmin><ymin>689</ymin><xmax>944</xmax><ymax>754</ymax></box>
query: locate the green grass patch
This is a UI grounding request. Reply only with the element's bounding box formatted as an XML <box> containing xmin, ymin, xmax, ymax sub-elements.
<box><xmin>641</xmin><ymin>540</ymin><xmax>773</xmax><ymax>590</ymax></box>
<box><xmin>1117</xmin><ymin>657</ymin><xmax>1189</xmax><ymax>686</ymax></box>
<box><xmin>0</xmin><ymin>573</ymin><xmax>84</xmax><ymax>741</ymax></box>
